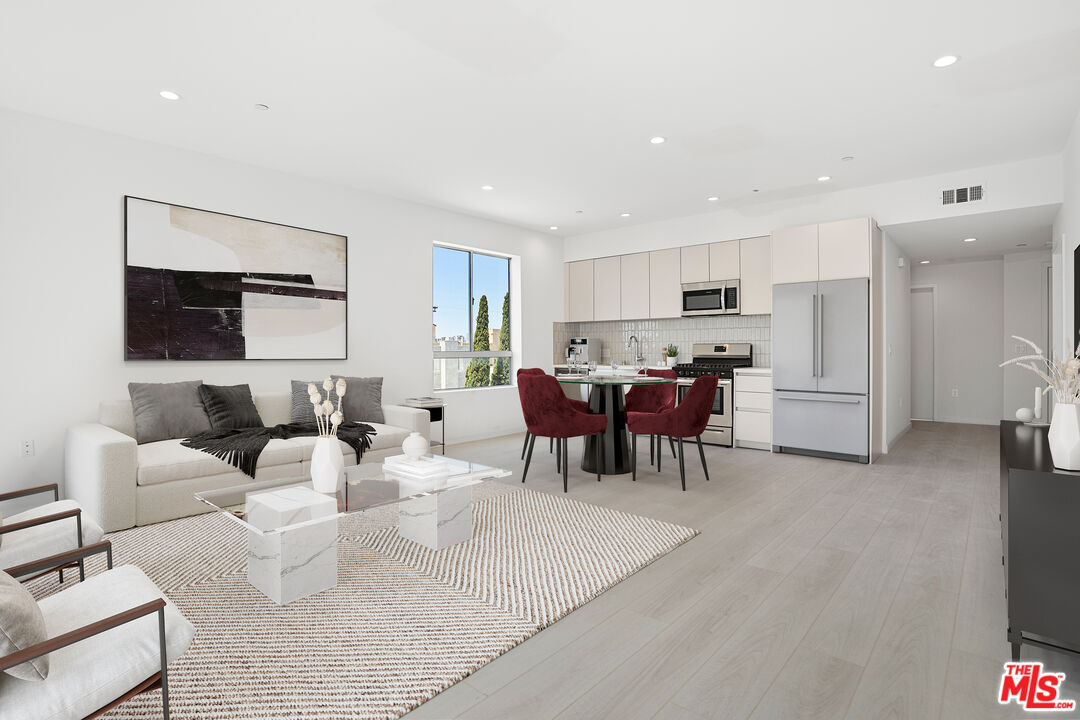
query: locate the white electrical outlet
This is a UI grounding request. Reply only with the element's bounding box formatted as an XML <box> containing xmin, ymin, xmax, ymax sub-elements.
<box><xmin>951</xmin><ymin>389</ymin><xmax>959</xmax><ymax>398</ymax></box>
<box><xmin>21</xmin><ymin>439</ymin><xmax>34</xmax><ymax>457</ymax></box>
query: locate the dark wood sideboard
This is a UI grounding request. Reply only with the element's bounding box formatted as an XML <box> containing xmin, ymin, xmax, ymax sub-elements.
<box><xmin>1000</xmin><ymin>420</ymin><xmax>1080</xmax><ymax>660</ymax></box>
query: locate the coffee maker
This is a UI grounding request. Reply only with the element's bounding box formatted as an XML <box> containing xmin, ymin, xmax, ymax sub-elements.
<box><xmin>565</xmin><ymin>337</ymin><xmax>600</xmax><ymax>365</ymax></box>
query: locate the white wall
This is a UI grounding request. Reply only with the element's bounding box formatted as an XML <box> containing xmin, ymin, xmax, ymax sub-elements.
<box><xmin>0</xmin><ymin>108</ymin><xmax>564</xmax><ymax>496</ymax></box>
<box><xmin>910</xmin><ymin>259</ymin><xmax>1004</xmax><ymax>425</ymax></box>
<box><xmin>1054</xmin><ymin>108</ymin><xmax>1080</xmax><ymax>359</ymax></box>
<box><xmin>1003</xmin><ymin>252</ymin><xmax>1051</xmax><ymax>418</ymax></box>
<box><xmin>565</xmin><ymin>155</ymin><xmax>1063</xmax><ymax>262</ymax></box>
<box><xmin>881</xmin><ymin>232</ymin><xmax>911</xmax><ymax>448</ymax></box>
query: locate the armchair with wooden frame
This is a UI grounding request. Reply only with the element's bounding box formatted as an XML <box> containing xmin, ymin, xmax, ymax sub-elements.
<box><xmin>0</xmin><ymin>541</ymin><xmax>195</xmax><ymax>719</ymax></box>
<box><xmin>0</xmin><ymin>483</ymin><xmax>105</xmax><ymax>583</ymax></box>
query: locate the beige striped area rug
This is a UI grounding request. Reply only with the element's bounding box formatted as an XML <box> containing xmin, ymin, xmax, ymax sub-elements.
<box><xmin>29</xmin><ymin>485</ymin><xmax>697</xmax><ymax>719</ymax></box>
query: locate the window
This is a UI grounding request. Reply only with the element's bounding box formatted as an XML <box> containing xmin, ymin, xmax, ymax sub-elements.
<box><xmin>432</xmin><ymin>245</ymin><xmax>511</xmax><ymax>390</ymax></box>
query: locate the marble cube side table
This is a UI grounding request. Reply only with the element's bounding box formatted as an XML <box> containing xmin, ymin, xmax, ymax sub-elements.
<box><xmin>246</xmin><ymin>486</ymin><xmax>338</xmax><ymax>604</ymax></box>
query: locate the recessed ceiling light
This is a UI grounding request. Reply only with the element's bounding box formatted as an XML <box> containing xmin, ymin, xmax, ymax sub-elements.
<box><xmin>752</xmin><ymin>189</ymin><xmax>759</xmax><ymax>193</ymax></box>
<box><xmin>963</xmin><ymin>237</ymin><xmax>977</xmax><ymax>243</ymax></box>
<box><xmin>620</xmin><ymin>213</ymin><xmax>631</xmax><ymax>217</ymax></box>
<box><xmin>254</xmin><ymin>103</ymin><xmax>270</xmax><ymax>111</ymax></box>
<box><xmin>1017</xmin><ymin>243</ymin><xmax>1028</xmax><ymax>247</ymax></box>
<box><xmin>707</xmin><ymin>196</ymin><xmax>720</xmax><ymax>202</ymax></box>
<box><xmin>933</xmin><ymin>55</ymin><xmax>959</xmax><ymax>68</ymax></box>
<box><xmin>650</xmin><ymin>136</ymin><xmax>666</xmax><ymax>144</ymax></box>
<box><xmin>549</xmin><ymin>226</ymin><xmax>559</xmax><ymax>231</ymax></box>
<box><xmin>817</xmin><ymin>176</ymin><xmax>831</xmax><ymax>182</ymax></box>
<box><xmin>480</xmin><ymin>185</ymin><xmax>494</xmax><ymax>191</ymax></box>
<box><xmin>159</xmin><ymin>90</ymin><xmax>181</xmax><ymax>101</ymax></box>
<box><xmin>575</xmin><ymin>210</ymin><xmax>584</xmax><ymax>214</ymax></box>
<box><xmin>920</xmin><ymin>260</ymin><xmax>930</xmax><ymax>264</ymax></box>
<box><xmin>841</xmin><ymin>156</ymin><xmax>855</xmax><ymax>162</ymax></box>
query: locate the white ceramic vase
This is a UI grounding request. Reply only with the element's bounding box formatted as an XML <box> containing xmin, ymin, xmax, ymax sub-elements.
<box><xmin>666</xmin><ymin>356</ymin><xmax>678</xmax><ymax>367</ymax></box>
<box><xmin>402</xmin><ymin>432</ymin><xmax>430</xmax><ymax>460</ymax></box>
<box><xmin>1048</xmin><ymin>403</ymin><xmax>1080</xmax><ymax>470</ymax></box>
<box><xmin>311</xmin><ymin>436</ymin><xmax>345</xmax><ymax>493</ymax></box>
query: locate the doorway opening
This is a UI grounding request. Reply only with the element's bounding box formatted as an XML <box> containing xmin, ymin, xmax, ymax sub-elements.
<box><xmin>910</xmin><ymin>286</ymin><xmax>936</xmax><ymax>421</ymax></box>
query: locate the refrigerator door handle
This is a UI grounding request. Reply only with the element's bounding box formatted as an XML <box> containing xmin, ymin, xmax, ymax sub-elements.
<box><xmin>817</xmin><ymin>292</ymin><xmax>824</xmax><ymax>378</ymax></box>
<box><xmin>775</xmin><ymin>392</ymin><xmax>863</xmax><ymax>404</ymax></box>
<box><xmin>811</xmin><ymin>293</ymin><xmax>817</xmax><ymax>377</ymax></box>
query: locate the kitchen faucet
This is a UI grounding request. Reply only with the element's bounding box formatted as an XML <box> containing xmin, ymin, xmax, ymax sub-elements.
<box><xmin>626</xmin><ymin>335</ymin><xmax>644</xmax><ymax>369</ymax></box>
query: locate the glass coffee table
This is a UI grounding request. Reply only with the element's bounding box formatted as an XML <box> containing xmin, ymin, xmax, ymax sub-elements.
<box><xmin>194</xmin><ymin>455</ymin><xmax>510</xmax><ymax>604</ymax></box>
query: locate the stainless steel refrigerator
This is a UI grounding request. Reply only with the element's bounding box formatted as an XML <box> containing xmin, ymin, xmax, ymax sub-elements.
<box><xmin>772</xmin><ymin>277</ymin><xmax>869</xmax><ymax>462</ymax></box>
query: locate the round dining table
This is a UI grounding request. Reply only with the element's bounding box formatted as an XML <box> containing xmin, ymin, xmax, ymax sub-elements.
<box><xmin>556</xmin><ymin>373</ymin><xmax>677</xmax><ymax>475</ymax></box>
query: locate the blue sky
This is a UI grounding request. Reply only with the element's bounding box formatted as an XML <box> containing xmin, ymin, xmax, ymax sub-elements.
<box><xmin>433</xmin><ymin>246</ymin><xmax>508</xmax><ymax>342</ymax></box>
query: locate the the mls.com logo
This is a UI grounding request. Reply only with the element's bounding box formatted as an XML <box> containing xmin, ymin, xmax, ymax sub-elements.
<box><xmin>999</xmin><ymin>662</ymin><xmax>1077</xmax><ymax>711</ymax></box>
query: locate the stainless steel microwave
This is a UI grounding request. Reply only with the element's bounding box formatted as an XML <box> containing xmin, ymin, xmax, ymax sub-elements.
<box><xmin>681</xmin><ymin>280</ymin><xmax>740</xmax><ymax>316</ymax></box>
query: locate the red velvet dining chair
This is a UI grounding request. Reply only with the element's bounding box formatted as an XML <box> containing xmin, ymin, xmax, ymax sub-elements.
<box><xmin>517</xmin><ymin>368</ymin><xmax>591</xmax><ymax>460</ymax></box>
<box><xmin>518</xmin><ymin>374</ymin><xmax>607</xmax><ymax>492</ymax></box>
<box><xmin>627</xmin><ymin>375</ymin><xmax>717</xmax><ymax>491</ymax></box>
<box><xmin>624</xmin><ymin>368</ymin><xmax>679</xmax><ymax>468</ymax></box>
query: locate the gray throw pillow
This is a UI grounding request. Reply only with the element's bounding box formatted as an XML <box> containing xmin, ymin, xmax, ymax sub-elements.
<box><xmin>198</xmin><ymin>384</ymin><xmax>264</xmax><ymax>429</ymax></box>
<box><xmin>0</xmin><ymin>570</ymin><xmax>49</xmax><ymax>681</ymax></box>
<box><xmin>290</xmin><ymin>377</ymin><xmax>384</xmax><ymax>424</ymax></box>
<box><xmin>290</xmin><ymin>380</ymin><xmax>322</xmax><ymax>424</ymax></box>
<box><xmin>128</xmin><ymin>381</ymin><xmax>212</xmax><ymax>444</ymax></box>
<box><xmin>341</xmin><ymin>376</ymin><xmax>384</xmax><ymax>424</ymax></box>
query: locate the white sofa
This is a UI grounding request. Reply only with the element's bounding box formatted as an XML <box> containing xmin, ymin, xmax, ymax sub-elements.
<box><xmin>64</xmin><ymin>392</ymin><xmax>430</xmax><ymax>532</ymax></box>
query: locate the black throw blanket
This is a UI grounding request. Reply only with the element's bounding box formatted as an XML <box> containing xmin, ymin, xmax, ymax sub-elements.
<box><xmin>182</xmin><ymin>422</ymin><xmax>377</xmax><ymax>479</ymax></box>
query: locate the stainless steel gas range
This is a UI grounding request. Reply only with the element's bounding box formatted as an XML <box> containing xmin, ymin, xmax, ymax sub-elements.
<box><xmin>674</xmin><ymin>343</ymin><xmax>753</xmax><ymax>447</ymax></box>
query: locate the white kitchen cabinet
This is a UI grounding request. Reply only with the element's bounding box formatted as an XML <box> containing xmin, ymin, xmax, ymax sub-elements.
<box><xmin>739</xmin><ymin>235</ymin><xmax>771</xmax><ymax>315</ymax></box>
<box><xmin>593</xmin><ymin>255</ymin><xmax>621</xmax><ymax>321</ymax></box>
<box><xmin>709</xmin><ymin>240</ymin><xmax>740</xmax><ymax>281</ymax></box>
<box><xmin>567</xmin><ymin>260</ymin><xmax>594</xmax><ymax>322</ymax></box>
<box><xmin>771</xmin><ymin>224</ymin><xmax>819</xmax><ymax>284</ymax></box>
<box><xmin>734</xmin><ymin>369</ymin><xmax>772</xmax><ymax>450</ymax></box>
<box><xmin>819</xmin><ymin>217</ymin><xmax>872</xmax><ymax>281</ymax></box>
<box><xmin>680</xmin><ymin>244</ymin><xmax>710</xmax><ymax>284</ymax></box>
<box><xmin>620</xmin><ymin>252</ymin><xmax>650</xmax><ymax>320</ymax></box>
<box><xmin>649</xmin><ymin>248</ymin><xmax>682</xmax><ymax>319</ymax></box>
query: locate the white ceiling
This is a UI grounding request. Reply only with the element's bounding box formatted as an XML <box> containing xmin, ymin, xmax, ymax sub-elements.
<box><xmin>882</xmin><ymin>205</ymin><xmax>1059</xmax><ymax>264</ymax></box>
<box><xmin>1</xmin><ymin>1</ymin><xmax>1079</xmax><ymax>235</ymax></box>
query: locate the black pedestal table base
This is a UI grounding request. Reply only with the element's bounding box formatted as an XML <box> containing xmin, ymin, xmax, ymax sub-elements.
<box><xmin>582</xmin><ymin>384</ymin><xmax>631</xmax><ymax>475</ymax></box>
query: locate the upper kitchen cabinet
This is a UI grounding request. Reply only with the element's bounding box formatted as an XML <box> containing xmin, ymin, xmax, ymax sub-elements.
<box><xmin>566</xmin><ymin>259</ymin><xmax>594</xmax><ymax>322</ymax></box>
<box><xmin>649</xmin><ymin>248</ymin><xmax>682</xmax><ymax>319</ymax></box>
<box><xmin>772</xmin><ymin>218</ymin><xmax>875</xmax><ymax>284</ymax></box>
<box><xmin>620</xmin><ymin>252</ymin><xmax>651</xmax><ymax>319</ymax></box>
<box><xmin>739</xmin><ymin>235</ymin><xmax>771</xmax><ymax>315</ymax></box>
<box><xmin>680</xmin><ymin>244</ymin><xmax>710</xmax><ymax>284</ymax></box>
<box><xmin>771</xmin><ymin>224</ymin><xmax>819</xmax><ymax>284</ymax></box>
<box><xmin>593</xmin><ymin>255</ymin><xmax>621</xmax><ymax>321</ymax></box>
<box><xmin>818</xmin><ymin>217</ymin><xmax>872</xmax><ymax>281</ymax></box>
<box><xmin>709</xmin><ymin>240</ymin><xmax>740</xmax><ymax>281</ymax></box>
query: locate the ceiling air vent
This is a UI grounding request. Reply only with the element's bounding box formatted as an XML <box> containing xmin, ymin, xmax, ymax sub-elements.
<box><xmin>942</xmin><ymin>185</ymin><xmax>984</xmax><ymax>205</ymax></box>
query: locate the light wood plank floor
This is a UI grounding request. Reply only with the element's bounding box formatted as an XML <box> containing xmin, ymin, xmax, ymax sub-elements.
<box><xmin>402</xmin><ymin>422</ymin><xmax>1080</xmax><ymax>720</ymax></box>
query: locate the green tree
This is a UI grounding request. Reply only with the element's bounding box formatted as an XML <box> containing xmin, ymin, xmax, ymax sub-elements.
<box><xmin>465</xmin><ymin>294</ymin><xmax>491</xmax><ymax>387</ymax></box>
<box><xmin>491</xmin><ymin>291</ymin><xmax>511</xmax><ymax>385</ymax></box>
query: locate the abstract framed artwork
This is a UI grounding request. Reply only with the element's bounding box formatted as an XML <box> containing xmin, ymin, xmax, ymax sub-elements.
<box><xmin>124</xmin><ymin>196</ymin><xmax>347</xmax><ymax>360</ymax></box>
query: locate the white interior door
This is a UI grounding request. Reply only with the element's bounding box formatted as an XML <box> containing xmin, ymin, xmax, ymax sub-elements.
<box><xmin>910</xmin><ymin>286</ymin><xmax>935</xmax><ymax>421</ymax></box>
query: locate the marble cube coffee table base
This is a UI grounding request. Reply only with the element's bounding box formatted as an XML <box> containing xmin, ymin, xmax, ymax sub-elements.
<box><xmin>246</xmin><ymin>487</ymin><xmax>339</xmax><ymax>605</ymax></box>
<box><xmin>398</xmin><ymin>485</ymin><xmax>472</xmax><ymax>550</ymax></box>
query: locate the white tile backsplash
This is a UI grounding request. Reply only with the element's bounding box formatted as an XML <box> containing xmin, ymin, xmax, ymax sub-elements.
<box><xmin>554</xmin><ymin>314</ymin><xmax>771</xmax><ymax>367</ymax></box>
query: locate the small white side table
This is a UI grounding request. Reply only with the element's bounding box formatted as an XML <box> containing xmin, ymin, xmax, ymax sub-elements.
<box><xmin>246</xmin><ymin>486</ymin><xmax>338</xmax><ymax>604</ymax></box>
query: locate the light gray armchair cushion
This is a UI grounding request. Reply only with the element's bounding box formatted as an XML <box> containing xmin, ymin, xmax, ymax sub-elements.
<box><xmin>0</xmin><ymin>570</ymin><xmax>49</xmax><ymax>681</ymax></box>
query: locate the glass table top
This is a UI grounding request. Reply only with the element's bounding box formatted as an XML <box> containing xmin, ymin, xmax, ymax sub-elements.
<box><xmin>556</xmin><ymin>374</ymin><xmax>676</xmax><ymax>385</ymax></box>
<box><xmin>194</xmin><ymin>454</ymin><xmax>510</xmax><ymax>535</ymax></box>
